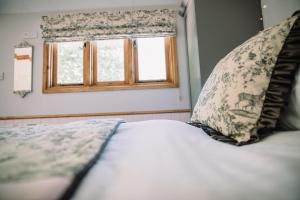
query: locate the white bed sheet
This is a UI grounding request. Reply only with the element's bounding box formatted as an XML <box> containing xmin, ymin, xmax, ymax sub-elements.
<box><xmin>73</xmin><ymin>120</ymin><xmax>300</xmax><ymax>200</ymax></box>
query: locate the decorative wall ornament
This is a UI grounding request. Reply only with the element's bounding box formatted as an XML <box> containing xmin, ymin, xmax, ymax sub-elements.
<box><xmin>13</xmin><ymin>41</ymin><xmax>33</xmax><ymax>98</ymax></box>
<box><xmin>40</xmin><ymin>8</ymin><xmax>177</xmax><ymax>42</ymax></box>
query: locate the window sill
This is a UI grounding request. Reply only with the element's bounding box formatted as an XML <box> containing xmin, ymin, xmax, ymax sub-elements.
<box><xmin>42</xmin><ymin>82</ymin><xmax>179</xmax><ymax>94</ymax></box>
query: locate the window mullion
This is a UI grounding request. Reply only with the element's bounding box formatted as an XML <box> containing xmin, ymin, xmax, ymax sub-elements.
<box><xmin>124</xmin><ymin>39</ymin><xmax>134</xmax><ymax>85</ymax></box>
<box><xmin>43</xmin><ymin>43</ymin><xmax>49</xmax><ymax>91</ymax></box>
<box><xmin>169</xmin><ymin>37</ymin><xmax>178</xmax><ymax>85</ymax></box>
<box><xmin>92</xmin><ymin>42</ymin><xmax>97</xmax><ymax>85</ymax></box>
<box><xmin>83</xmin><ymin>41</ymin><xmax>91</xmax><ymax>86</ymax></box>
<box><xmin>52</xmin><ymin>43</ymin><xmax>58</xmax><ymax>87</ymax></box>
<box><xmin>132</xmin><ymin>39</ymin><xmax>139</xmax><ymax>83</ymax></box>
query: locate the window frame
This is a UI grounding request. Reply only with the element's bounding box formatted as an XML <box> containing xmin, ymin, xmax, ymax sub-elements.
<box><xmin>52</xmin><ymin>42</ymin><xmax>86</xmax><ymax>86</ymax></box>
<box><xmin>92</xmin><ymin>39</ymin><xmax>130</xmax><ymax>86</ymax></box>
<box><xmin>42</xmin><ymin>37</ymin><xmax>179</xmax><ymax>93</ymax></box>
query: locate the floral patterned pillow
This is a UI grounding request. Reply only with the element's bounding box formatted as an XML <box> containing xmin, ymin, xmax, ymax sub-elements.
<box><xmin>191</xmin><ymin>14</ymin><xmax>300</xmax><ymax>145</ymax></box>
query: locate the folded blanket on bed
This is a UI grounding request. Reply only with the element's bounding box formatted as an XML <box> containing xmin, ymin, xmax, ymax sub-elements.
<box><xmin>0</xmin><ymin>118</ymin><xmax>124</xmax><ymax>199</ymax></box>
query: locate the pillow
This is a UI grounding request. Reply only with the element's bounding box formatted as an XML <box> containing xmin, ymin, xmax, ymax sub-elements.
<box><xmin>191</xmin><ymin>14</ymin><xmax>300</xmax><ymax>145</ymax></box>
<box><xmin>278</xmin><ymin>66</ymin><xmax>300</xmax><ymax>130</ymax></box>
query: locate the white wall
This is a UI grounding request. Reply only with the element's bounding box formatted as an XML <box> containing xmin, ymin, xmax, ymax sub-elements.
<box><xmin>185</xmin><ymin>0</ymin><xmax>201</xmax><ymax>109</ymax></box>
<box><xmin>261</xmin><ymin>0</ymin><xmax>300</xmax><ymax>28</ymax></box>
<box><xmin>0</xmin><ymin>0</ymin><xmax>181</xmax><ymax>14</ymax></box>
<box><xmin>0</xmin><ymin>3</ymin><xmax>191</xmax><ymax>117</ymax></box>
<box><xmin>186</xmin><ymin>0</ymin><xmax>263</xmax><ymax>109</ymax></box>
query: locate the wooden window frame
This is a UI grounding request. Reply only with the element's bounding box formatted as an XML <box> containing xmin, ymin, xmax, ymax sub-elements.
<box><xmin>43</xmin><ymin>37</ymin><xmax>179</xmax><ymax>93</ymax></box>
<box><xmin>92</xmin><ymin>39</ymin><xmax>129</xmax><ymax>87</ymax></box>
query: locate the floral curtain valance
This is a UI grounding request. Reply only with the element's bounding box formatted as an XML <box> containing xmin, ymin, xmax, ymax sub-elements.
<box><xmin>41</xmin><ymin>8</ymin><xmax>177</xmax><ymax>42</ymax></box>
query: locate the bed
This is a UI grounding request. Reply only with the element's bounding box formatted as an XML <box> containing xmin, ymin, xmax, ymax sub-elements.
<box><xmin>0</xmin><ymin>119</ymin><xmax>300</xmax><ymax>200</ymax></box>
<box><xmin>1</xmin><ymin>8</ymin><xmax>300</xmax><ymax>200</ymax></box>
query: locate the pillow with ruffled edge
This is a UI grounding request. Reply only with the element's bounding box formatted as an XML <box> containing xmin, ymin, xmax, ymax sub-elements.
<box><xmin>190</xmin><ymin>13</ymin><xmax>300</xmax><ymax>145</ymax></box>
<box><xmin>278</xmin><ymin>64</ymin><xmax>300</xmax><ymax>130</ymax></box>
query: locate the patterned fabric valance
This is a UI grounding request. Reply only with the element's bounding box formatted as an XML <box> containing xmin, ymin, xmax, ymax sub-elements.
<box><xmin>41</xmin><ymin>9</ymin><xmax>177</xmax><ymax>42</ymax></box>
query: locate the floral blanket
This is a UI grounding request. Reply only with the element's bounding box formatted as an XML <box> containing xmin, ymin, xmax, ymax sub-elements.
<box><xmin>0</xmin><ymin>118</ymin><xmax>124</xmax><ymax>184</ymax></box>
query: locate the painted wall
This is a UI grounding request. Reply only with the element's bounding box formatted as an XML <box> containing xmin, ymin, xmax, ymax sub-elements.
<box><xmin>0</xmin><ymin>0</ymin><xmax>181</xmax><ymax>14</ymax></box>
<box><xmin>0</xmin><ymin>4</ymin><xmax>190</xmax><ymax>117</ymax></box>
<box><xmin>261</xmin><ymin>0</ymin><xmax>300</xmax><ymax>28</ymax></box>
<box><xmin>185</xmin><ymin>0</ymin><xmax>201</xmax><ymax>109</ymax></box>
<box><xmin>194</xmin><ymin>0</ymin><xmax>263</xmax><ymax>87</ymax></box>
<box><xmin>185</xmin><ymin>0</ymin><xmax>263</xmax><ymax>108</ymax></box>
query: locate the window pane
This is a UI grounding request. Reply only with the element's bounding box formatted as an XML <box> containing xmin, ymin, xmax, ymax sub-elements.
<box><xmin>57</xmin><ymin>42</ymin><xmax>83</xmax><ymax>84</ymax></box>
<box><xmin>137</xmin><ymin>37</ymin><xmax>166</xmax><ymax>81</ymax></box>
<box><xmin>97</xmin><ymin>39</ymin><xmax>124</xmax><ymax>82</ymax></box>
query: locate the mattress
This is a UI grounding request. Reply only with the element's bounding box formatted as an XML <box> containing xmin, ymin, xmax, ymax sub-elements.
<box><xmin>1</xmin><ymin>120</ymin><xmax>300</xmax><ymax>200</ymax></box>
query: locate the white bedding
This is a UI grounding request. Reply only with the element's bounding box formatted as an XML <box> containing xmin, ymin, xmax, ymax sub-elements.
<box><xmin>1</xmin><ymin>119</ymin><xmax>300</xmax><ymax>200</ymax></box>
<box><xmin>73</xmin><ymin>120</ymin><xmax>300</xmax><ymax>200</ymax></box>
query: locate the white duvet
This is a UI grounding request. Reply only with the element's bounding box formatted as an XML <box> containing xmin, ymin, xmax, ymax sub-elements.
<box><xmin>73</xmin><ymin>120</ymin><xmax>300</xmax><ymax>200</ymax></box>
<box><xmin>1</xmin><ymin>120</ymin><xmax>300</xmax><ymax>200</ymax></box>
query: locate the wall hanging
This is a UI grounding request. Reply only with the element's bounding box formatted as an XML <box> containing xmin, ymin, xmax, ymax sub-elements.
<box><xmin>13</xmin><ymin>41</ymin><xmax>33</xmax><ymax>98</ymax></box>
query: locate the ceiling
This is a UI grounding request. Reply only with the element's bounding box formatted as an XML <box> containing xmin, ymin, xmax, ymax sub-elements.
<box><xmin>0</xmin><ymin>0</ymin><xmax>181</xmax><ymax>14</ymax></box>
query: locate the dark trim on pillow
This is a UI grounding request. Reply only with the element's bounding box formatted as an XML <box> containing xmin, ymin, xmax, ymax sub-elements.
<box><xmin>276</xmin><ymin>62</ymin><xmax>300</xmax><ymax>131</ymax></box>
<box><xmin>257</xmin><ymin>15</ymin><xmax>300</xmax><ymax>134</ymax></box>
<box><xmin>188</xmin><ymin>122</ymin><xmax>259</xmax><ymax>146</ymax></box>
<box><xmin>292</xmin><ymin>10</ymin><xmax>300</xmax><ymax>17</ymax></box>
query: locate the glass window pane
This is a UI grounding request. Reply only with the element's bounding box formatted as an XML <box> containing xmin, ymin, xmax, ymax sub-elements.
<box><xmin>137</xmin><ymin>37</ymin><xmax>166</xmax><ymax>81</ymax></box>
<box><xmin>97</xmin><ymin>39</ymin><xmax>125</xmax><ymax>82</ymax></box>
<box><xmin>57</xmin><ymin>42</ymin><xmax>83</xmax><ymax>84</ymax></box>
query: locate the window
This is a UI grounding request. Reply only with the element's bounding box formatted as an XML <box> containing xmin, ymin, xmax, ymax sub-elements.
<box><xmin>56</xmin><ymin>42</ymin><xmax>83</xmax><ymax>85</ymax></box>
<box><xmin>96</xmin><ymin>39</ymin><xmax>125</xmax><ymax>82</ymax></box>
<box><xmin>136</xmin><ymin>37</ymin><xmax>167</xmax><ymax>81</ymax></box>
<box><xmin>43</xmin><ymin>37</ymin><xmax>178</xmax><ymax>93</ymax></box>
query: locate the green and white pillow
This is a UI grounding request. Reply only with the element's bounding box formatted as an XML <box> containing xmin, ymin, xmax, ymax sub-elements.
<box><xmin>191</xmin><ymin>14</ymin><xmax>300</xmax><ymax>145</ymax></box>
